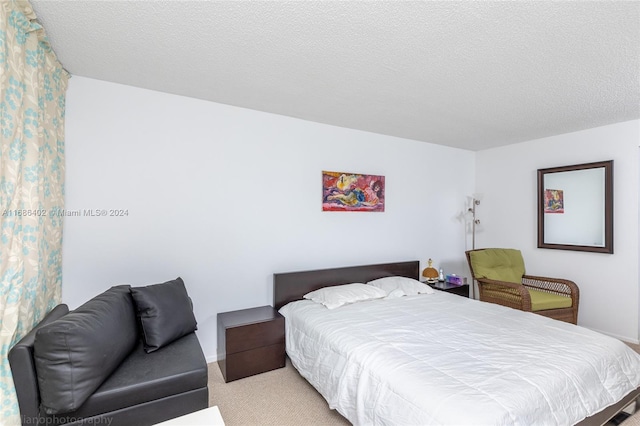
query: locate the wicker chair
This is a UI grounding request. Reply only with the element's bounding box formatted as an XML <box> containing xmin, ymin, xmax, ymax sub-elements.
<box><xmin>466</xmin><ymin>248</ymin><xmax>579</xmax><ymax>324</ymax></box>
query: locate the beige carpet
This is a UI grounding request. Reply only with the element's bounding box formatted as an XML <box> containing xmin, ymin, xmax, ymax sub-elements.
<box><xmin>208</xmin><ymin>342</ymin><xmax>640</xmax><ymax>425</ymax></box>
<box><xmin>208</xmin><ymin>359</ymin><xmax>349</xmax><ymax>426</ymax></box>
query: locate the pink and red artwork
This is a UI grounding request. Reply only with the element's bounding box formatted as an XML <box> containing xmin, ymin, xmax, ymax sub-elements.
<box><xmin>322</xmin><ymin>171</ymin><xmax>385</xmax><ymax>212</ymax></box>
<box><xmin>544</xmin><ymin>189</ymin><xmax>564</xmax><ymax>213</ymax></box>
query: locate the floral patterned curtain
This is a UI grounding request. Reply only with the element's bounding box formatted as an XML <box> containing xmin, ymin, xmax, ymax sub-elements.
<box><xmin>0</xmin><ymin>1</ymin><xmax>68</xmax><ymax>424</ymax></box>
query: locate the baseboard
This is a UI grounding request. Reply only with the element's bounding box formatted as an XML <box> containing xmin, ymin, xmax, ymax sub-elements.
<box><xmin>585</xmin><ymin>326</ymin><xmax>639</xmax><ymax>345</ymax></box>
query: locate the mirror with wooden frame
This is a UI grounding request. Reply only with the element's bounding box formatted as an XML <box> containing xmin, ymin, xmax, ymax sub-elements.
<box><xmin>537</xmin><ymin>160</ymin><xmax>613</xmax><ymax>253</ymax></box>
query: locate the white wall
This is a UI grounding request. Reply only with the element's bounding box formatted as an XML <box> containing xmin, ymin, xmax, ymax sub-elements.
<box><xmin>63</xmin><ymin>77</ymin><xmax>475</xmax><ymax>361</ymax></box>
<box><xmin>476</xmin><ymin>120</ymin><xmax>640</xmax><ymax>342</ymax></box>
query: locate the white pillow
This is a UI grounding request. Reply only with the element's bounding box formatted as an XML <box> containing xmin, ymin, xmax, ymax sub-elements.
<box><xmin>384</xmin><ymin>288</ymin><xmax>406</xmax><ymax>299</ymax></box>
<box><xmin>303</xmin><ymin>283</ymin><xmax>388</xmax><ymax>309</ymax></box>
<box><xmin>367</xmin><ymin>276</ymin><xmax>435</xmax><ymax>296</ymax></box>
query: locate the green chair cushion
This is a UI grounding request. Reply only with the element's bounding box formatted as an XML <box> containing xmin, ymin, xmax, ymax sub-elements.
<box><xmin>469</xmin><ymin>249</ymin><xmax>525</xmax><ymax>284</ymax></box>
<box><xmin>528</xmin><ymin>289</ymin><xmax>572</xmax><ymax>311</ymax></box>
<box><xmin>481</xmin><ymin>288</ymin><xmax>572</xmax><ymax>311</ymax></box>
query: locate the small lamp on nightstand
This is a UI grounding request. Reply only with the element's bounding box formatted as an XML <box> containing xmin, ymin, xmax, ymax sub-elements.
<box><xmin>422</xmin><ymin>259</ymin><xmax>439</xmax><ymax>283</ymax></box>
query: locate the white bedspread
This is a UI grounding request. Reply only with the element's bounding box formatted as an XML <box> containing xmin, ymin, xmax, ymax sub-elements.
<box><xmin>280</xmin><ymin>292</ymin><xmax>640</xmax><ymax>426</ymax></box>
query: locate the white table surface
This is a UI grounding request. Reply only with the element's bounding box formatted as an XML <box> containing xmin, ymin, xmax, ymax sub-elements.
<box><xmin>154</xmin><ymin>406</ymin><xmax>225</xmax><ymax>425</ymax></box>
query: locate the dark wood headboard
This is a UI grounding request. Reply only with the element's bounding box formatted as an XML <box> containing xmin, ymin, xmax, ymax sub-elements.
<box><xmin>273</xmin><ymin>260</ymin><xmax>420</xmax><ymax>310</ymax></box>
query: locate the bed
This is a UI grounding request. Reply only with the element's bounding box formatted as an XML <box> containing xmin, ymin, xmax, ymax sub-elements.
<box><xmin>273</xmin><ymin>260</ymin><xmax>640</xmax><ymax>425</ymax></box>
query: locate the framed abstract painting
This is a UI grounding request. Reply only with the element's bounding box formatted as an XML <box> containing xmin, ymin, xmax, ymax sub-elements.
<box><xmin>544</xmin><ymin>189</ymin><xmax>564</xmax><ymax>213</ymax></box>
<box><xmin>322</xmin><ymin>171</ymin><xmax>385</xmax><ymax>212</ymax></box>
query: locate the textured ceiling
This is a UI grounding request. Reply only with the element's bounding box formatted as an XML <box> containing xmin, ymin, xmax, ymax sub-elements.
<box><xmin>30</xmin><ymin>1</ymin><xmax>640</xmax><ymax>151</ymax></box>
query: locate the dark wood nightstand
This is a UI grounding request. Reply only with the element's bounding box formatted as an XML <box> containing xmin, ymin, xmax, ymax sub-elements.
<box><xmin>426</xmin><ymin>281</ymin><xmax>470</xmax><ymax>298</ymax></box>
<box><xmin>217</xmin><ymin>305</ymin><xmax>285</xmax><ymax>383</ymax></box>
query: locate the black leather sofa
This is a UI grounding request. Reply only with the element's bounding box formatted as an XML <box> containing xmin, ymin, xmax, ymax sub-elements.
<box><xmin>9</xmin><ymin>279</ymin><xmax>209</xmax><ymax>426</ymax></box>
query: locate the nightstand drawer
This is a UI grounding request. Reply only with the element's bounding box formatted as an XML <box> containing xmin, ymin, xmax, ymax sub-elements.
<box><xmin>222</xmin><ymin>343</ymin><xmax>285</xmax><ymax>382</ymax></box>
<box><xmin>426</xmin><ymin>281</ymin><xmax>470</xmax><ymax>298</ymax></box>
<box><xmin>225</xmin><ymin>316</ymin><xmax>284</xmax><ymax>354</ymax></box>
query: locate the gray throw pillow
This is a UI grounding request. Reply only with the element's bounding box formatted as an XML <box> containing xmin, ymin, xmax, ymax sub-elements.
<box><xmin>34</xmin><ymin>285</ymin><xmax>137</xmax><ymax>414</ymax></box>
<box><xmin>130</xmin><ymin>277</ymin><xmax>197</xmax><ymax>353</ymax></box>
